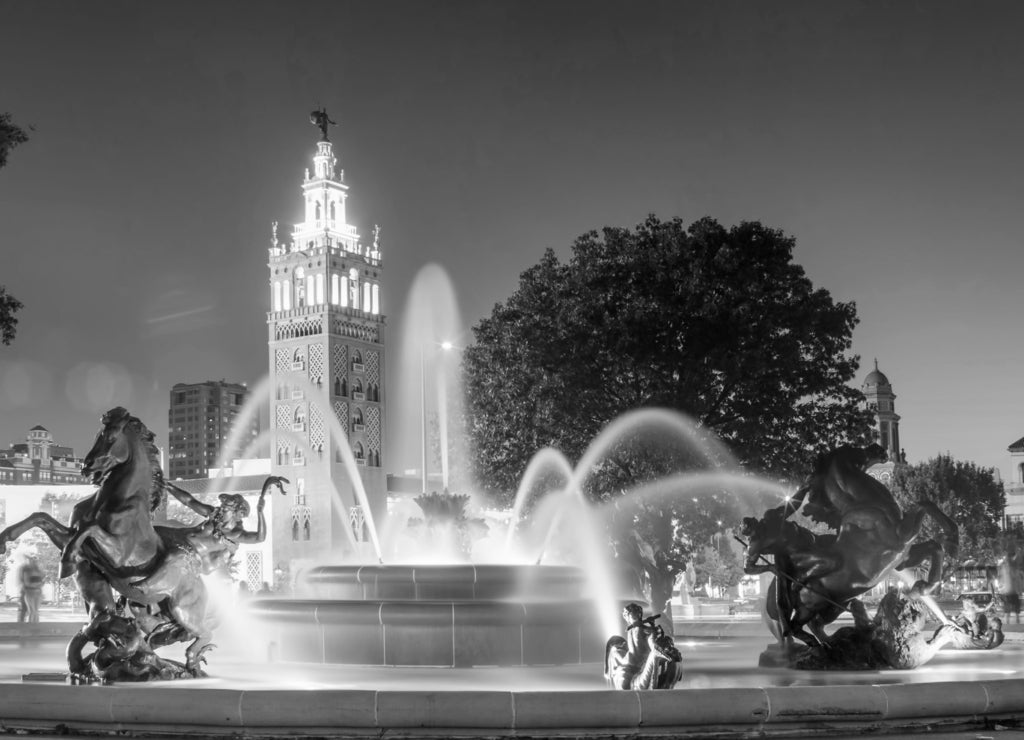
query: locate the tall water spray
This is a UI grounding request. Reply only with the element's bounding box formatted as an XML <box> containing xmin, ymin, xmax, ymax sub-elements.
<box><xmin>396</xmin><ymin>264</ymin><xmax>464</xmax><ymax>494</ymax></box>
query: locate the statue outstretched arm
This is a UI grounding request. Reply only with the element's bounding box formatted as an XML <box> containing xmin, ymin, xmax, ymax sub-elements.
<box><xmin>165</xmin><ymin>482</ymin><xmax>216</xmax><ymax>518</ymax></box>
<box><xmin>236</xmin><ymin>476</ymin><xmax>289</xmax><ymax>545</ymax></box>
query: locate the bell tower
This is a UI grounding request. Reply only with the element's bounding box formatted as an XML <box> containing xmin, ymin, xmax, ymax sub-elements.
<box><xmin>266</xmin><ymin>111</ymin><xmax>386</xmax><ymax>573</ymax></box>
<box><xmin>862</xmin><ymin>360</ymin><xmax>902</xmax><ymax>463</ymax></box>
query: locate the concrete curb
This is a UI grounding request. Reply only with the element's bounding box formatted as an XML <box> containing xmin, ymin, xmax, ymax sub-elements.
<box><xmin>1</xmin><ymin>679</ymin><xmax>1023</xmax><ymax>738</ymax></box>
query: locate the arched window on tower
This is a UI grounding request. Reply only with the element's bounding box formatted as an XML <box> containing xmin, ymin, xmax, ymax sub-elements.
<box><xmin>303</xmin><ymin>519</ymin><xmax>311</xmax><ymax>540</ymax></box>
<box><xmin>330</xmin><ymin>202</ymin><xmax>337</xmax><ymax>223</ymax></box>
<box><xmin>352</xmin><ymin>350</ymin><xmax>362</xmax><ymax>369</ymax></box>
<box><xmin>292</xmin><ymin>348</ymin><xmax>304</xmax><ymax>370</ymax></box>
<box><xmin>306</xmin><ymin>275</ymin><xmax>315</xmax><ymax>306</ymax></box>
<box><xmin>339</xmin><ymin>275</ymin><xmax>349</xmax><ymax>308</ymax></box>
<box><xmin>277</xmin><ymin>445</ymin><xmax>290</xmax><ymax>466</ymax></box>
<box><xmin>352</xmin><ymin>378</ymin><xmax>363</xmax><ymax>398</ymax></box>
<box><xmin>273</xmin><ymin>282</ymin><xmax>282</xmax><ymax>312</ymax></box>
<box><xmin>334</xmin><ymin>376</ymin><xmax>342</xmax><ymax>396</ymax></box>
<box><xmin>282</xmin><ymin>280</ymin><xmax>292</xmax><ymax>310</ymax></box>
<box><xmin>315</xmin><ymin>273</ymin><xmax>325</xmax><ymax>305</ymax></box>
<box><xmin>352</xmin><ymin>408</ymin><xmax>364</xmax><ymax>431</ymax></box>
<box><xmin>363</xmin><ymin>282</ymin><xmax>371</xmax><ymax>313</ymax></box>
<box><xmin>331</xmin><ymin>273</ymin><xmax>339</xmax><ymax>305</ymax></box>
<box><xmin>348</xmin><ymin>268</ymin><xmax>358</xmax><ymax>307</ymax></box>
<box><xmin>371</xmin><ymin>284</ymin><xmax>380</xmax><ymax>315</ymax></box>
<box><xmin>353</xmin><ymin>441</ymin><xmax>364</xmax><ymax>460</ymax></box>
<box><xmin>294</xmin><ymin>406</ymin><xmax>306</xmax><ymax>432</ymax></box>
<box><xmin>292</xmin><ymin>519</ymin><xmax>300</xmax><ymax>541</ymax></box>
<box><xmin>315</xmin><ymin>202</ymin><xmax>321</xmax><ymax>222</ymax></box>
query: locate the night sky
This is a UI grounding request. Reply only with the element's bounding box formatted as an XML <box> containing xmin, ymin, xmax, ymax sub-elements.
<box><xmin>2</xmin><ymin>1</ymin><xmax>1023</xmax><ymax>479</ymax></box>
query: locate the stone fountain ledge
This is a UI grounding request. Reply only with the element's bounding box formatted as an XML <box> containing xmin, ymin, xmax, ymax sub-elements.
<box><xmin>2</xmin><ymin>681</ymin><xmax>1024</xmax><ymax>738</ymax></box>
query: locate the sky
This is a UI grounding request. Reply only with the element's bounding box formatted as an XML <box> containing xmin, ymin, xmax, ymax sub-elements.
<box><xmin>1</xmin><ymin>0</ymin><xmax>1023</xmax><ymax>481</ymax></box>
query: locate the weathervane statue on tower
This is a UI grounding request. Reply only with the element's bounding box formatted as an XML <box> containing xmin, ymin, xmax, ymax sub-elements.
<box><xmin>309</xmin><ymin>107</ymin><xmax>336</xmax><ymax>141</ymax></box>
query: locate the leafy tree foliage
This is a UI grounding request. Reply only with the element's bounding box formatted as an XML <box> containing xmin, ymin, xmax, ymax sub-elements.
<box><xmin>462</xmin><ymin>215</ymin><xmax>874</xmax><ymax>618</ymax></box>
<box><xmin>890</xmin><ymin>455</ymin><xmax>1006</xmax><ymax>565</ymax></box>
<box><xmin>0</xmin><ymin>112</ymin><xmax>29</xmax><ymax>168</ymax></box>
<box><xmin>0</xmin><ymin>286</ymin><xmax>23</xmax><ymax>346</ymax></box>
<box><xmin>0</xmin><ymin>113</ymin><xmax>28</xmax><ymax>346</ymax></box>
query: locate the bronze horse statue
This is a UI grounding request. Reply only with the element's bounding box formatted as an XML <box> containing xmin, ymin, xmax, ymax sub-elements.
<box><xmin>0</xmin><ymin>407</ymin><xmax>284</xmax><ymax>679</ymax></box>
<box><xmin>742</xmin><ymin>445</ymin><xmax>958</xmax><ymax>649</ymax></box>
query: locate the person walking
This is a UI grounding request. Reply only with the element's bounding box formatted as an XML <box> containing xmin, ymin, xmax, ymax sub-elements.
<box><xmin>17</xmin><ymin>555</ymin><xmax>45</xmax><ymax>624</ymax></box>
<box><xmin>998</xmin><ymin>547</ymin><xmax>1022</xmax><ymax>625</ymax></box>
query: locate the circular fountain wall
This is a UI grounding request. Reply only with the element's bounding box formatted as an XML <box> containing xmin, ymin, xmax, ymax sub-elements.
<box><xmin>249</xmin><ymin>564</ymin><xmax>609</xmax><ymax>667</ymax></box>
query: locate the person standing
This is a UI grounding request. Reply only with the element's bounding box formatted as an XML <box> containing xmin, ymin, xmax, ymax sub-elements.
<box><xmin>998</xmin><ymin>547</ymin><xmax>1022</xmax><ymax>625</ymax></box>
<box><xmin>17</xmin><ymin>555</ymin><xmax>44</xmax><ymax>624</ymax></box>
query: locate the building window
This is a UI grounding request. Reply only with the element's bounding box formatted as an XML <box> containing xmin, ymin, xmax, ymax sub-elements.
<box><xmin>273</xmin><ymin>282</ymin><xmax>282</xmax><ymax>312</ymax></box>
<box><xmin>331</xmin><ymin>273</ymin><xmax>339</xmax><ymax>305</ymax></box>
<box><xmin>282</xmin><ymin>280</ymin><xmax>292</xmax><ymax>311</ymax></box>
<box><xmin>363</xmin><ymin>282</ymin><xmax>371</xmax><ymax>312</ymax></box>
<box><xmin>371</xmin><ymin>284</ymin><xmax>379</xmax><ymax>315</ymax></box>
<box><xmin>315</xmin><ymin>273</ymin><xmax>324</xmax><ymax>305</ymax></box>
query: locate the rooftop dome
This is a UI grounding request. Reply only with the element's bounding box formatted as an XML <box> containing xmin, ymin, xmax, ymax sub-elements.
<box><xmin>863</xmin><ymin>360</ymin><xmax>890</xmax><ymax>386</ymax></box>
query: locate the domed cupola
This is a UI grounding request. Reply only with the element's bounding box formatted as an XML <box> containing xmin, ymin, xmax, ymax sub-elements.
<box><xmin>861</xmin><ymin>359</ymin><xmax>901</xmax><ymax>463</ymax></box>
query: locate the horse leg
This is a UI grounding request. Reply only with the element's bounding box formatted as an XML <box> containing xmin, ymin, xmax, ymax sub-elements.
<box><xmin>0</xmin><ymin>512</ymin><xmax>73</xmax><ymax>554</ymax></box>
<box><xmin>896</xmin><ymin>541</ymin><xmax>945</xmax><ymax>595</ymax></box>
<box><xmin>916</xmin><ymin>501</ymin><xmax>960</xmax><ymax>561</ymax></box>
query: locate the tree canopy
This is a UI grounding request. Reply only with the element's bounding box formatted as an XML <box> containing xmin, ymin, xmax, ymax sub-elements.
<box><xmin>890</xmin><ymin>454</ymin><xmax>1006</xmax><ymax>565</ymax></box>
<box><xmin>461</xmin><ymin>215</ymin><xmax>874</xmax><ymax>618</ymax></box>
<box><xmin>464</xmin><ymin>215</ymin><xmax>873</xmax><ymax>497</ymax></box>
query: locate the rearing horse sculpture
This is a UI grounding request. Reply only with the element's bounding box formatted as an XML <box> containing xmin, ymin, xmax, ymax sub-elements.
<box><xmin>0</xmin><ymin>408</ymin><xmax>220</xmax><ymax>677</ymax></box>
<box><xmin>742</xmin><ymin>444</ymin><xmax>958</xmax><ymax>649</ymax></box>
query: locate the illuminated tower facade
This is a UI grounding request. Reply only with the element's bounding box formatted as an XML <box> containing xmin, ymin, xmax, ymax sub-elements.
<box><xmin>267</xmin><ymin>115</ymin><xmax>386</xmax><ymax>572</ymax></box>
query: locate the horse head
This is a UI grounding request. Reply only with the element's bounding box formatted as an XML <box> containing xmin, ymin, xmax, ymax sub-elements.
<box><xmin>82</xmin><ymin>408</ymin><xmax>159</xmax><ymax>492</ymax></box>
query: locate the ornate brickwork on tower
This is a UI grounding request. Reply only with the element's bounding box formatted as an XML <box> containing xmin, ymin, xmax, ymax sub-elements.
<box><xmin>266</xmin><ymin>113</ymin><xmax>386</xmax><ymax>573</ymax></box>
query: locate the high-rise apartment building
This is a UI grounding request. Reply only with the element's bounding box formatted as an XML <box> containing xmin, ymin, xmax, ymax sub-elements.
<box><xmin>167</xmin><ymin>380</ymin><xmax>259</xmax><ymax>480</ymax></box>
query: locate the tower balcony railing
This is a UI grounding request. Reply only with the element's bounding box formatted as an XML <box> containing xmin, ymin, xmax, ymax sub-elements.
<box><xmin>268</xmin><ymin>305</ymin><xmax>385</xmax><ymax>324</ymax></box>
<box><xmin>352</xmin><ymin>391</ymin><xmax>365</xmax><ymax>401</ymax></box>
<box><xmin>352</xmin><ymin>363</ymin><xmax>364</xmax><ymax>373</ymax></box>
<box><xmin>352</xmin><ymin>423</ymin><xmax>365</xmax><ymax>432</ymax></box>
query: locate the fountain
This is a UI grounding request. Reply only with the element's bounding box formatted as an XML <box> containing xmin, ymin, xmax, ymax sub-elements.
<box><xmin>3</xmin><ymin>264</ymin><xmax>1024</xmax><ymax>738</ymax></box>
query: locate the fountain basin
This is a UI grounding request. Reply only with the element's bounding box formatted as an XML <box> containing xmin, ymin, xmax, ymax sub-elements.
<box><xmin>300</xmin><ymin>563</ymin><xmax>586</xmax><ymax>600</ymax></box>
<box><xmin>252</xmin><ymin>564</ymin><xmax>605</xmax><ymax>666</ymax></box>
<box><xmin>251</xmin><ymin>598</ymin><xmax>606</xmax><ymax>666</ymax></box>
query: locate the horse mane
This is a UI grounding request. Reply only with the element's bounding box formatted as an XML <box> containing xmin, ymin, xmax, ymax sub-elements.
<box><xmin>117</xmin><ymin>411</ymin><xmax>166</xmax><ymax>513</ymax></box>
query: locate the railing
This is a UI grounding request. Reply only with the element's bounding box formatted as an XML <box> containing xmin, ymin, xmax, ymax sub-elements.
<box><xmin>352</xmin><ymin>392</ymin><xmax>365</xmax><ymax>401</ymax></box>
<box><xmin>352</xmin><ymin>363</ymin><xmax>364</xmax><ymax>373</ymax></box>
<box><xmin>292</xmin><ymin>423</ymin><xmax>305</xmax><ymax>432</ymax></box>
<box><xmin>352</xmin><ymin>423</ymin><xmax>365</xmax><ymax>432</ymax></box>
<box><xmin>291</xmin><ymin>361</ymin><xmax>305</xmax><ymax>371</ymax></box>
<box><xmin>291</xmin><ymin>389</ymin><xmax>304</xmax><ymax>400</ymax></box>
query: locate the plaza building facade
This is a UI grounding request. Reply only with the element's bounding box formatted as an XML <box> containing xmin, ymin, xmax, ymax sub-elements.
<box><xmin>266</xmin><ymin>121</ymin><xmax>387</xmax><ymax>577</ymax></box>
<box><xmin>0</xmin><ymin>425</ymin><xmax>88</xmax><ymax>486</ymax></box>
<box><xmin>167</xmin><ymin>380</ymin><xmax>259</xmax><ymax>480</ymax></box>
<box><xmin>1004</xmin><ymin>438</ymin><xmax>1024</xmax><ymax>530</ymax></box>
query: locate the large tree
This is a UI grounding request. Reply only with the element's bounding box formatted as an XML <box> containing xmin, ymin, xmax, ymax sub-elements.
<box><xmin>0</xmin><ymin>112</ymin><xmax>29</xmax><ymax>345</ymax></box>
<box><xmin>462</xmin><ymin>215</ymin><xmax>874</xmax><ymax>619</ymax></box>
<box><xmin>890</xmin><ymin>455</ymin><xmax>1006</xmax><ymax>567</ymax></box>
